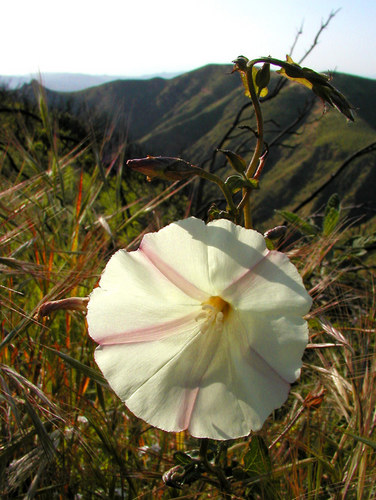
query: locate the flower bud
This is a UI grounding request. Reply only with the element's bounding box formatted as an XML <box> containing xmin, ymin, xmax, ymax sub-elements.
<box><xmin>282</xmin><ymin>63</ymin><xmax>305</xmax><ymax>79</ymax></box>
<box><xmin>302</xmin><ymin>68</ymin><xmax>330</xmax><ymax>86</ymax></box>
<box><xmin>263</xmin><ymin>225</ymin><xmax>287</xmax><ymax>240</ymax></box>
<box><xmin>232</xmin><ymin>56</ymin><xmax>249</xmax><ymax>73</ymax></box>
<box><xmin>327</xmin><ymin>88</ymin><xmax>354</xmax><ymax>121</ymax></box>
<box><xmin>255</xmin><ymin>62</ymin><xmax>271</xmax><ymax>91</ymax></box>
<box><xmin>312</xmin><ymin>84</ymin><xmax>354</xmax><ymax>121</ymax></box>
<box><xmin>127</xmin><ymin>156</ymin><xmax>199</xmax><ymax>181</ymax></box>
<box><xmin>35</xmin><ymin>297</ymin><xmax>89</xmax><ymax>319</ymax></box>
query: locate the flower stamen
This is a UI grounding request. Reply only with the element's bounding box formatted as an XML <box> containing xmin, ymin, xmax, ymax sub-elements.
<box><xmin>196</xmin><ymin>296</ymin><xmax>231</xmax><ymax>334</ymax></box>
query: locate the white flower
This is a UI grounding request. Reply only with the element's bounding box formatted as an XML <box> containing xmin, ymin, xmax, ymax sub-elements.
<box><xmin>87</xmin><ymin>217</ymin><xmax>311</xmax><ymax>440</ymax></box>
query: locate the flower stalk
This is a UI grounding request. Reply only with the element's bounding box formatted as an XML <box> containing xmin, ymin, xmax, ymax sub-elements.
<box><xmin>127</xmin><ymin>156</ymin><xmax>238</xmax><ymax>219</ymax></box>
<box><xmin>199</xmin><ymin>439</ymin><xmax>232</xmax><ymax>495</ymax></box>
<box><xmin>240</xmin><ymin>62</ymin><xmax>265</xmax><ymax>229</ymax></box>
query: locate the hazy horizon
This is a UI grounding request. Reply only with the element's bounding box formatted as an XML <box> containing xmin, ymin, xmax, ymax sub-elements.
<box><xmin>2</xmin><ymin>0</ymin><xmax>376</xmax><ymax>80</ymax></box>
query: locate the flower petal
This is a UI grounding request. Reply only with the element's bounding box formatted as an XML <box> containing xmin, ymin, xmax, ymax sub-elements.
<box><xmin>223</xmin><ymin>249</ymin><xmax>312</xmax><ymax>315</ymax></box>
<box><xmin>94</xmin><ymin>309</ymin><xmax>293</xmax><ymax>440</ymax></box>
<box><xmin>140</xmin><ymin>217</ymin><xmax>269</xmax><ymax>296</ymax></box>
<box><xmin>188</xmin><ymin>319</ymin><xmax>292</xmax><ymax>439</ymax></box>
<box><xmin>87</xmin><ymin>248</ymin><xmax>201</xmax><ymax>345</ymax></box>
<box><xmin>94</xmin><ymin>326</ymin><xmax>209</xmax><ymax>433</ymax></box>
<box><xmin>235</xmin><ymin>310</ymin><xmax>308</xmax><ymax>382</ymax></box>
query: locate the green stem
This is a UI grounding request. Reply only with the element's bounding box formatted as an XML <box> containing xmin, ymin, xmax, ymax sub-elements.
<box><xmin>245</xmin><ymin>63</ymin><xmax>264</xmax><ymax>180</ymax></box>
<box><xmin>248</xmin><ymin>56</ymin><xmax>300</xmax><ymax>72</ymax></box>
<box><xmin>199</xmin><ymin>439</ymin><xmax>232</xmax><ymax>496</ymax></box>
<box><xmin>241</xmin><ymin>62</ymin><xmax>265</xmax><ymax>228</ymax></box>
<box><xmin>191</xmin><ymin>167</ymin><xmax>237</xmax><ymax>217</ymax></box>
<box><xmin>241</xmin><ymin>189</ymin><xmax>252</xmax><ymax>229</ymax></box>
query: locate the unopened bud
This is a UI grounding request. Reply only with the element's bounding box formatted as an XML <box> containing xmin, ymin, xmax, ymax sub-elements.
<box><xmin>282</xmin><ymin>63</ymin><xmax>305</xmax><ymax>79</ymax></box>
<box><xmin>35</xmin><ymin>297</ymin><xmax>89</xmax><ymax>319</ymax></box>
<box><xmin>302</xmin><ymin>68</ymin><xmax>330</xmax><ymax>86</ymax></box>
<box><xmin>162</xmin><ymin>465</ymin><xmax>185</xmax><ymax>487</ymax></box>
<box><xmin>327</xmin><ymin>88</ymin><xmax>354</xmax><ymax>121</ymax></box>
<box><xmin>232</xmin><ymin>56</ymin><xmax>249</xmax><ymax>73</ymax></box>
<box><xmin>255</xmin><ymin>63</ymin><xmax>270</xmax><ymax>91</ymax></box>
<box><xmin>127</xmin><ymin>156</ymin><xmax>198</xmax><ymax>181</ymax></box>
<box><xmin>263</xmin><ymin>225</ymin><xmax>287</xmax><ymax>240</ymax></box>
<box><xmin>312</xmin><ymin>84</ymin><xmax>354</xmax><ymax>121</ymax></box>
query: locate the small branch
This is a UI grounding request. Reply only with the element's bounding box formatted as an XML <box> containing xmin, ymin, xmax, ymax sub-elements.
<box><xmin>289</xmin><ymin>22</ymin><xmax>304</xmax><ymax>57</ymax></box>
<box><xmin>292</xmin><ymin>141</ymin><xmax>376</xmax><ymax>213</ymax></box>
<box><xmin>298</xmin><ymin>10</ymin><xmax>341</xmax><ymax>65</ymax></box>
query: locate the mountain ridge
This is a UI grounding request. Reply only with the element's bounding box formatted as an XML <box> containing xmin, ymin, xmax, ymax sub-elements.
<box><xmin>14</xmin><ymin>64</ymin><xmax>376</xmax><ymax>229</ymax></box>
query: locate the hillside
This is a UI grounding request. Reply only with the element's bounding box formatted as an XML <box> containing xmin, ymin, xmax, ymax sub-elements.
<box><xmin>16</xmin><ymin>64</ymin><xmax>376</xmax><ymax>229</ymax></box>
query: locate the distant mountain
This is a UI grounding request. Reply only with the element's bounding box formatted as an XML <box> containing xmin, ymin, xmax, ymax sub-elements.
<box><xmin>14</xmin><ymin>64</ymin><xmax>376</xmax><ymax>229</ymax></box>
<box><xmin>0</xmin><ymin>71</ymin><xmax>180</xmax><ymax>92</ymax></box>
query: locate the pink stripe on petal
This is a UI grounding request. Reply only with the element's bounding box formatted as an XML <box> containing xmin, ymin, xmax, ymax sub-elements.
<box><xmin>223</xmin><ymin>249</ymin><xmax>270</xmax><ymax>297</ymax></box>
<box><xmin>177</xmin><ymin>386</ymin><xmax>200</xmax><ymax>430</ymax></box>
<box><xmin>229</xmin><ymin>311</ymin><xmax>292</xmax><ymax>387</ymax></box>
<box><xmin>247</xmin><ymin>345</ymin><xmax>291</xmax><ymax>388</ymax></box>
<box><xmin>140</xmin><ymin>240</ymin><xmax>208</xmax><ymax>301</ymax></box>
<box><xmin>95</xmin><ymin>312</ymin><xmax>198</xmax><ymax>345</ymax></box>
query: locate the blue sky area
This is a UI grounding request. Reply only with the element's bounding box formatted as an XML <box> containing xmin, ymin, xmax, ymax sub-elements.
<box><xmin>3</xmin><ymin>0</ymin><xmax>375</xmax><ymax>78</ymax></box>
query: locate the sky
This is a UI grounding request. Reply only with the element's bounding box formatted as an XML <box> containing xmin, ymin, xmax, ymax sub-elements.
<box><xmin>2</xmin><ymin>0</ymin><xmax>376</xmax><ymax>79</ymax></box>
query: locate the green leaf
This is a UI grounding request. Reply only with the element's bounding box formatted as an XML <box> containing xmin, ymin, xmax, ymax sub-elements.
<box><xmin>323</xmin><ymin>207</ymin><xmax>340</xmax><ymax>236</ymax></box>
<box><xmin>242</xmin><ymin>436</ymin><xmax>280</xmax><ymax>498</ymax></box>
<box><xmin>323</xmin><ymin>194</ymin><xmax>340</xmax><ymax>236</ymax></box>
<box><xmin>277</xmin><ymin>55</ymin><xmax>313</xmax><ymax>90</ymax></box>
<box><xmin>351</xmin><ymin>233</ymin><xmax>376</xmax><ymax>249</ymax></box>
<box><xmin>243</xmin><ymin>435</ymin><xmax>271</xmax><ymax>477</ymax></box>
<box><xmin>276</xmin><ymin>210</ymin><xmax>319</xmax><ymax>235</ymax></box>
<box><xmin>217</xmin><ymin>149</ymin><xmax>246</xmax><ymax>173</ymax></box>
<box><xmin>174</xmin><ymin>451</ymin><xmax>194</xmax><ymax>466</ymax></box>
<box><xmin>325</xmin><ymin>193</ymin><xmax>340</xmax><ymax>215</ymax></box>
<box><xmin>96</xmin><ymin>382</ymin><xmax>107</xmax><ymax>412</ymax></box>
<box><xmin>225</xmin><ymin>175</ymin><xmax>259</xmax><ymax>194</ymax></box>
<box><xmin>225</xmin><ymin>175</ymin><xmax>246</xmax><ymax>193</ymax></box>
<box><xmin>277</xmin><ymin>56</ymin><xmax>354</xmax><ymax>121</ymax></box>
<box><xmin>22</xmin><ymin>391</ymin><xmax>57</xmax><ymax>459</ymax></box>
<box><xmin>255</xmin><ymin>63</ymin><xmax>270</xmax><ymax>94</ymax></box>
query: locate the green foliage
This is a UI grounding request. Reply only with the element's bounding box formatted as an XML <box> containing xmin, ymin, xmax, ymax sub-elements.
<box><xmin>323</xmin><ymin>193</ymin><xmax>341</xmax><ymax>236</ymax></box>
<box><xmin>275</xmin><ymin>210</ymin><xmax>320</xmax><ymax>236</ymax></box>
<box><xmin>217</xmin><ymin>148</ymin><xmax>246</xmax><ymax>173</ymax></box>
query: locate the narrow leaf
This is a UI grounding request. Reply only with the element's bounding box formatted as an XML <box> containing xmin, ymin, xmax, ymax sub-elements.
<box><xmin>22</xmin><ymin>391</ymin><xmax>57</xmax><ymax>460</ymax></box>
<box><xmin>217</xmin><ymin>149</ymin><xmax>246</xmax><ymax>173</ymax></box>
<box><xmin>276</xmin><ymin>210</ymin><xmax>319</xmax><ymax>235</ymax></box>
<box><xmin>345</xmin><ymin>431</ymin><xmax>376</xmax><ymax>450</ymax></box>
<box><xmin>325</xmin><ymin>193</ymin><xmax>340</xmax><ymax>216</ymax></box>
<box><xmin>323</xmin><ymin>206</ymin><xmax>340</xmax><ymax>236</ymax></box>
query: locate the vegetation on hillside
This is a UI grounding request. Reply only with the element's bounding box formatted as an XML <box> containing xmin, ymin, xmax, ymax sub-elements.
<box><xmin>17</xmin><ymin>64</ymin><xmax>376</xmax><ymax>232</ymax></box>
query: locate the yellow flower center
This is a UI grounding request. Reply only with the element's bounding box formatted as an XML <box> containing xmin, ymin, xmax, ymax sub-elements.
<box><xmin>196</xmin><ymin>296</ymin><xmax>231</xmax><ymax>334</ymax></box>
